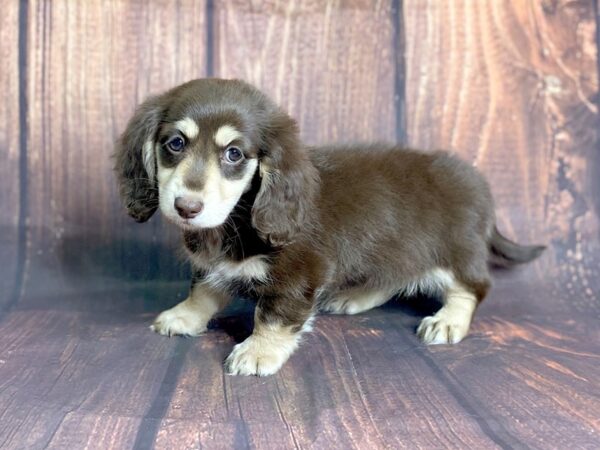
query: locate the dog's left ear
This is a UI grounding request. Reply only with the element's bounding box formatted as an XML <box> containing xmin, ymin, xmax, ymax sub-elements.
<box><xmin>252</xmin><ymin>110</ymin><xmax>319</xmax><ymax>246</ymax></box>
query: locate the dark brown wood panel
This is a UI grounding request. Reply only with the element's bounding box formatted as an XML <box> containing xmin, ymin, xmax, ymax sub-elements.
<box><xmin>22</xmin><ymin>0</ymin><xmax>209</xmax><ymax>299</ymax></box>
<box><xmin>0</xmin><ymin>1</ymin><xmax>23</xmax><ymax>310</ymax></box>
<box><xmin>404</xmin><ymin>0</ymin><xmax>600</xmax><ymax>312</ymax></box>
<box><xmin>213</xmin><ymin>0</ymin><xmax>398</xmax><ymax>144</ymax></box>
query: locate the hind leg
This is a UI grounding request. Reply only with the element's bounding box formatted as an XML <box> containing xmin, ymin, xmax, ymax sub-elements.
<box><xmin>417</xmin><ymin>278</ymin><xmax>488</xmax><ymax>345</ymax></box>
<box><xmin>321</xmin><ymin>287</ymin><xmax>396</xmax><ymax>315</ymax></box>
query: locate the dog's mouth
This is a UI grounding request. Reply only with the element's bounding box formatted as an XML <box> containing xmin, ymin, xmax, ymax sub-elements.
<box><xmin>161</xmin><ymin>207</ymin><xmax>230</xmax><ymax>231</ymax></box>
<box><xmin>176</xmin><ymin>218</ymin><xmax>209</xmax><ymax>231</ymax></box>
<box><xmin>160</xmin><ymin>209</ymin><xmax>200</xmax><ymax>230</ymax></box>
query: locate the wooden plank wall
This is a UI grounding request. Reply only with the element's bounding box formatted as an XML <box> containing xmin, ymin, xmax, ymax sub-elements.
<box><xmin>213</xmin><ymin>0</ymin><xmax>398</xmax><ymax>144</ymax></box>
<box><xmin>405</xmin><ymin>0</ymin><xmax>600</xmax><ymax>313</ymax></box>
<box><xmin>0</xmin><ymin>2</ymin><xmax>598</xmax><ymax>449</ymax></box>
<box><xmin>0</xmin><ymin>0</ymin><xmax>598</xmax><ymax>313</ymax></box>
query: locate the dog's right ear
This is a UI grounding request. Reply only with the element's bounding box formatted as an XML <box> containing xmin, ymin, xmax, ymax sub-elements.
<box><xmin>114</xmin><ymin>94</ymin><xmax>166</xmax><ymax>222</ymax></box>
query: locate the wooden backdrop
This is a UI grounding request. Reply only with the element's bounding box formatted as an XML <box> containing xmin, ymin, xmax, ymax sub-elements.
<box><xmin>2</xmin><ymin>0</ymin><xmax>598</xmax><ymax>314</ymax></box>
<box><xmin>0</xmin><ymin>1</ymin><xmax>599</xmax><ymax>448</ymax></box>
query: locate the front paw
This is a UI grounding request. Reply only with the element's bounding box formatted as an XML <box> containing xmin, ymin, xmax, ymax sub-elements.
<box><xmin>150</xmin><ymin>300</ymin><xmax>208</xmax><ymax>337</ymax></box>
<box><xmin>416</xmin><ymin>315</ymin><xmax>469</xmax><ymax>345</ymax></box>
<box><xmin>225</xmin><ymin>335</ymin><xmax>293</xmax><ymax>376</ymax></box>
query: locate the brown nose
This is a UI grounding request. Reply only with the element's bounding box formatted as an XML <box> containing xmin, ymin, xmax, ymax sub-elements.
<box><xmin>174</xmin><ymin>197</ymin><xmax>203</xmax><ymax>219</ymax></box>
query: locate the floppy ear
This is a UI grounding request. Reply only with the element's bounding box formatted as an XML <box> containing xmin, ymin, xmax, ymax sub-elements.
<box><xmin>114</xmin><ymin>94</ymin><xmax>165</xmax><ymax>222</ymax></box>
<box><xmin>252</xmin><ymin>110</ymin><xmax>319</xmax><ymax>246</ymax></box>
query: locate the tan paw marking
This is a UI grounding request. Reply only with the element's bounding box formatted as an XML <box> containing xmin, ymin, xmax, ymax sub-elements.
<box><xmin>224</xmin><ymin>337</ymin><xmax>284</xmax><ymax>376</ymax></box>
<box><xmin>224</xmin><ymin>323</ymin><xmax>302</xmax><ymax>376</ymax></box>
<box><xmin>150</xmin><ymin>301</ymin><xmax>208</xmax><ymax>337</ymax></box>
<box><xmin>417</xmin><ymin>280</ymin><xmax>477</xmax><ymax>345</ymax></box>
<box><xmin>417</xmin><ymin>315</ymin><xmax>469</xmax><ymax>345</ymax></box>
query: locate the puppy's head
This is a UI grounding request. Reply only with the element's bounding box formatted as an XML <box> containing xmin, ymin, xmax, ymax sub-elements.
<box><xmin>114</xmin><ymin>79</ymin><xmax>318</xmax><ymax>245</ymax></box>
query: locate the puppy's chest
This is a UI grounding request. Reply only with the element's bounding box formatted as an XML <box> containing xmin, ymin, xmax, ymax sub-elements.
<box><xmin>184</xmin><ymin>228</ymin><xmax>272</xmax><ymax>292</ymax></box>
<box><xmin>191</xmin><ymin>254</ymin><xmax>271</xmax><ymax>295</ymax></box>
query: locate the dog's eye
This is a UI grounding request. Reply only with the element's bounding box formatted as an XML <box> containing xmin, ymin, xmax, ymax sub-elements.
<box><xmin>166</xmin><ymin>136</ymin><xmax>185</xmax><ymax>153</ymax></box>
<box><xmin>224</xmin><ymin>147</ymin><xmax>244</xmax><ymax>164</ymax></box>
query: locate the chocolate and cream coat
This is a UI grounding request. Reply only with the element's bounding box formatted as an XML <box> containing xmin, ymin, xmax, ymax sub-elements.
<box><xmin>114</xmin><ymin>79</ymin><xmax>544</xmax><ymax>376</ymax></box>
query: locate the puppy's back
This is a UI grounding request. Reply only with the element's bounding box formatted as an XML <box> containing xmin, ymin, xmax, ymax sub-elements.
<box><xmin>311</xmin><ymin>144</ymin><xmax>493</xmax><ymax>231</ymax></box>
<box><xmin>309</xmin><ymin>144</ymin><xmax>495</xmax><ymax>278</ymax></box>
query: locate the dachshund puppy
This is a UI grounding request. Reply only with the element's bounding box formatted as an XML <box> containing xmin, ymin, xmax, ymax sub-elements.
<box><xmin>114</xmin><ymin>78</ymin><xmax>544</xmax><ymax>376</ymax></box>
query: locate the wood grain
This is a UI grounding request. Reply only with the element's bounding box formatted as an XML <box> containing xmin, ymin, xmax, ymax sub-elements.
<box><xmin>404</xmin><ymin>0</ymin><xmax>600</xmax><ymax>313</ymax></box>
<box><xmin>151</xmin><ymin>314</ymin><xmax>499</xmax><ymax>449</ymax></box>
<box><xmin>428</xmin><ymin>311</ymin><xmax>600</xmax><ymax>448</ymax></box>
<box><xmin>0</xmin><ymin>309</ymin><xmax>177</xmax><ymax>449</ymax></box>
<box><xmin>1</xmin><ymin>302</ymin><xmax>599</xmax><ymax>449</ymax></box>
<box><xmin>0</xmin><ymin>0</ymin><xmax>598</xmax><ymax>449</ymax></box>
<box><xmin>213</xmin><ymin>0</ymin><xmax>399</xmax><ymax>144</ymax></box>
<box><xmin>24</xmin><ymin>0</ymin><xmax>209</xmax><ymax>294</ymax></box>
<box><xmin>0</xmin><ymin>1</ymin><xmax>23</xmax><ymax>311</ymax></box>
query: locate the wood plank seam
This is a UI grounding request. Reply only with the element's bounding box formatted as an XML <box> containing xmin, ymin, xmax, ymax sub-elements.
<box><xmin>131</xmin><ymin>339</ymin><xmax>193</xmax><ymax>450</ymax></box>
<box><xmin>415</xmin><ymin>347</ymin><xmax>524</xmax><ymax>448</ymax></box>
<box><xmin>393</xmin><ymin>0</ymin><xmax>407</xmax><ymax>145</ymax></box>
<box><xmin>206</xmin><ymin>0</ymin><xmax>214</xmax><ymax>77</ymax></box>
<box><xmin>2</xmin><ymin>0</ymin><xmax>30</xmax><ymax>319</ymax></box>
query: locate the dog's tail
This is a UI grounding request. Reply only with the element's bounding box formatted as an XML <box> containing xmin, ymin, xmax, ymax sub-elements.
<box><xmin>488</xmin><ymin>226</ymin><xmax>546</xmax><ymax>267</ymax></box>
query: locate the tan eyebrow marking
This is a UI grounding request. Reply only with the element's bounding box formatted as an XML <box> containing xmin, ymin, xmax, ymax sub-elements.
<box><xmin>174</xmin><ymin>117</ymin><xmax>200</xmax><ymax>140</ymax></box>
<box><xmin>214</xmin><ymin>124</ymin><xmax>241</xmax><ymax>147</ymax></box>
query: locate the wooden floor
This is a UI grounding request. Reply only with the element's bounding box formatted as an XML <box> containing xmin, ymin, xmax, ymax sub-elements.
<box><xmin>0</xmin><ymin>260</ymin><xmax>599</xmax><ymax>449</ymax></box>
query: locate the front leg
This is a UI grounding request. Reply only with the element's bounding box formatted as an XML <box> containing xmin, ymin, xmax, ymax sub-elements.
<box><xmin>151</xmin><ymin>277</ymin><xmax>231</xmax><ymax>337</ymax></box>
<box><xmin>225</xmin><ymin>293</ymin><xmax>314</xmax><ymax>376</ymax></box>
